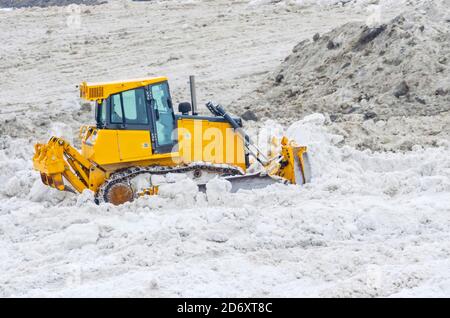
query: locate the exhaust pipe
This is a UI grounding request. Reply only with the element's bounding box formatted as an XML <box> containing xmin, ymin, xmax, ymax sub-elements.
<box><xmin>189</xmin><ymin>75</ymin><xmax>198</xmax><ymax>115</ymax></box>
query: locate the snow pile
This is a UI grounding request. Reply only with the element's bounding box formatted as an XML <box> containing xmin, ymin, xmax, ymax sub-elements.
<box><xmin>268</xmin><ymin>5</ymin><xmax>449</xmax><ymax>118</ymax></box>
<box><xmin>236</xmin><ymin>0</ymin><xmax>450</xmax><ymax>151</ymax></box>
<box><xmin>0</xmin><ymin>115</ymin><xmax>449</xmax><ymax>297</ymax></box>
<box><xmin>287</xmin><ymin>114</ymin><xmax>450</xmax><ymax>197</ymax></box>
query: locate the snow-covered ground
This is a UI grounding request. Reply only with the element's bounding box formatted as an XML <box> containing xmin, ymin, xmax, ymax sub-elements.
<box><xmin>0</xmin><ymin>0</ymin><xmax>449</xmax><ymax>297</ymax></box>
<box><xmin>1</xmin><ymin>115</ymin><xmax>449</xmax><ymax>297</ymax></box>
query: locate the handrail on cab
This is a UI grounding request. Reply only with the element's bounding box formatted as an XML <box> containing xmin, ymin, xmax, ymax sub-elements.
<box><xmin>79</xmin><ymin>125</ymin><xmax>96</xmax><ymax>141</ymax></box>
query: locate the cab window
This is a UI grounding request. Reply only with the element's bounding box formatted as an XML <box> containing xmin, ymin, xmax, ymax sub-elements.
<box><xmin>122</xmin><ymin>88</ymin><xmax>148</xmax><ymax>125</ymax></box>
<box><xmin>150</xmin><ymin>82</ymin><xmax>175</xmax><ymax>146</ymax></box>
<box><xmin>111</xmin><ymin>94</ymin><xmax>123</xmax><ymax>124</ymax></box>
<box><xmin>110</xmin><ymin>88</ymin><xmax>148</xmax><ymax>125</ymax></box>
<box><xmin>100</xmin><ymin>100</ymin><xmax>106</xmax><ymax>124</ymax></box>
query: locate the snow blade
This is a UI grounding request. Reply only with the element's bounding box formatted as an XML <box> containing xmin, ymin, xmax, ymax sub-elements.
<box><xmin>196</xmin><ymin>172</ymin><xmax>286</xmax><ymax>193</ymax></box>
<box><xmin>224</xmin><ymin>172</ymin><xmax>288</xmax><ymax>192</ymax></box>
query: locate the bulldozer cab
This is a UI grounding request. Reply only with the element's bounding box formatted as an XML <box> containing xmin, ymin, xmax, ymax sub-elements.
<box><xmin>79</xmin><ymin>77</ymin><xmax>248</xmax><ymax>170</ymax></box>
<box><xmin>93</xmin><ymin>80</ymin><xmax>177</xmax><ymax>154</ymax></box>
<box><xmin>33</xmin><ymin>76</ymin><xmax>310</xmax><ymax>201</ymax></box>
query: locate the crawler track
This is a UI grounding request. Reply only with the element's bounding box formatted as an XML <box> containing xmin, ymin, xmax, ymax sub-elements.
<box><xmin>96</xmin><ymin>163</ymin><xmax>243</xmax><ymax>204</ymax></box>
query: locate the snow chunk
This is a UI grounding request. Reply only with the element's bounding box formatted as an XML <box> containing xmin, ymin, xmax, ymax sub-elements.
<box><xmin>206</xmin><ymin>177</ymin><xmax>232</xmax><ymax>204</ymax></box>
<box><xmin>302</xmin><ymin>113</ymin><xmax>326</xmax><ymax>125</ymax></box>
<box><xmin>76</xmin><ymin>190</ymin><xmax>95</xmax><ymax>207</ymax></box>
<box><xmin>205</xmin><ymin>231</ymin><xmax>229</xmax><ymax>243</ymax></box>
<box><xmin>29</xmin><ymin>179</ymin><xmax>51</xmax><ymax>202</ymax></box>
<box><xmin>158</xmin><ymin>178</ymin><xmax>199</xmax><ymax>206</ymax></box>
<box><xmin>64</xmin><ymin>223</ymin><xmax>99</xmax><ymax>250</ymax></box>
<box><xmin>49</xmin><ymin>122</ymin><xmax>73</xmax><ymax>144</ymax></box>
<box><xmin>3</xmin><ymin>176</ymin><xmax>21</xmax><ymax>197</ymax></box>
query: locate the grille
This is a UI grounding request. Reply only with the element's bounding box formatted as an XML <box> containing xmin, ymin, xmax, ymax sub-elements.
<box><xmin>88</xmin><ymin>86</ymin><xmax>104</xmax><ymax>99</ymax></box>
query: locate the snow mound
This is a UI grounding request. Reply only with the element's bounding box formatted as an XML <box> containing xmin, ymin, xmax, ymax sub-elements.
<box><xmin>235</xmin><ymin>0</ymin><xmax>450</xmax><ymax>151</ymax></box>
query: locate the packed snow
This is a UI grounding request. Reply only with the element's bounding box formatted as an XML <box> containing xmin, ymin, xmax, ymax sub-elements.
<box><xmin>1</xmin><ymin>115</ymin><xmax>449</xmax><ymax>297</ymax></box>
<box><xmin>0</xmin><ymin>0</ymin><xmax>449</xmax><ymax>297</ymax></box>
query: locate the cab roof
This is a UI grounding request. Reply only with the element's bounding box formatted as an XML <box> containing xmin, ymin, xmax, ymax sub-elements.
<box><xmin>80</xmin><ymin>76</ymin><xmax>168</xmax><ymax>101</ymax></box>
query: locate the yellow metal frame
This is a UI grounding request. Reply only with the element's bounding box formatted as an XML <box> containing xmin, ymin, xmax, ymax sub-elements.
<box><xmin>79</xmin><ymin>76</ymin><xmax>168</xmax><ymax>101</ymax></box>
<box><xmin>268</xmin><ymin>137</ymin><xmax>308</xmax><ymax>185</ymax></box>
<box><xmin>33</xmin><ymin>137</ymin><xmax>100</xmax><ymax>193</ymax></box>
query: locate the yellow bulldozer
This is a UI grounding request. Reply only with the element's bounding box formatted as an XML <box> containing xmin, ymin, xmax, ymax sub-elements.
<box><xmin>33</xmin><ymin>76</ymin><xmax>311</xmax><ymax>205</ymax></box>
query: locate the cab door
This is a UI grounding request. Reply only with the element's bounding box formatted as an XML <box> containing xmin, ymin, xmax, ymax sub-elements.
<box><xmin>148</xmin><ymin>81</ymin><xmax>177</xmax><ymax>154</ymax></box>
<box><xmin>109</xmin><ymin>87</ymin><xmax>153</xmax><ymax>161</ymax></box>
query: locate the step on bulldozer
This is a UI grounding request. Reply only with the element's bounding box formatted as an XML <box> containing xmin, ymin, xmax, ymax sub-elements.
<box><xmin>33</xmin><ymin>76</ymin><xmax>311</xmax><ymax>205</ymax></box>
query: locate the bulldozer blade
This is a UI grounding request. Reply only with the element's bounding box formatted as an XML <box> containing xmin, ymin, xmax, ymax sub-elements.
<box><xmin>225</xmin><ymin>172</ymin><xmax>286</xmax><ymax>192</ymax></box>
<box><xmin>302</xmin><ymin>152</ymin><xmax>312</xmax><ymax>183</ymax></box>
<box><xmin>197</xmin><ymin>172</ymin><xmax>288</xmax><ymax>193</ymax></box>
<box><xmin>294</xmin><ymin>151</ymin><xmax>312</xmax><ymax>184</ymax></box>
